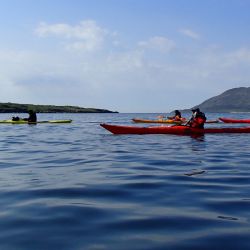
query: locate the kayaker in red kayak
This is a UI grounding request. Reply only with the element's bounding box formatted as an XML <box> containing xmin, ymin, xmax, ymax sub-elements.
<box><xmin>167</xmin><ymin>110</ymin><xmax>183</xmax><ymax>121</ymax></box>
<box><xmin>187</xmin><ymin>108</ymin><xmax>206</xmax><ymax>128</ymax></box>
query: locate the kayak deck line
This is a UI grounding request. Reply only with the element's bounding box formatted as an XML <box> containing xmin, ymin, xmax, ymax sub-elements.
<box><xmin>100</xmin><ymin>123</ymin><xmax>250</xmax><ymax>135</ymax></box>
<box><xmin>132</xmin><ymin>118</ymin><xmax>219</xmax><ymax>124</ymax></box>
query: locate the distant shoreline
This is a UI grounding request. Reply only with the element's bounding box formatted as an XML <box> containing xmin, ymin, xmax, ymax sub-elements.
<box><xmin>0</xmin><ymin>102</ymin><xmax>118</xmax><ymax>113</ymax></box>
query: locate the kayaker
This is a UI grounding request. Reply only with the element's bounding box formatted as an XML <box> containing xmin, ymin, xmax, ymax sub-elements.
<box><xmin>187</xmin><ymin>108</ymin><xmax>206</xmax><ymax>128</ymax></box>
<box><xmin>23</xmin><ymin>110</ymin><xmax>37</xmax><ymax>122</ymax></box>
<box><xmin>168</xmin><ymin>110</ymin><xmax>182</xmax><ymax>121</ymax></box>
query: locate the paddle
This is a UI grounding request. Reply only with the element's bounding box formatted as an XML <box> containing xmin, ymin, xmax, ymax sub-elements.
<box><xmin>156</xmin><ymin>115</ymin><xmax>166</xmax><ymax>122</ymax></box>
<box><xmin>157</xmin><ymin>115</ymin><xmax>165</xmax><ymax>119</ymax></box>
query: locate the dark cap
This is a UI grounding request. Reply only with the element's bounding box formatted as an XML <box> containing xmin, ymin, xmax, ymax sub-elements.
<box><xmin>191</xmin><ymin>108</ymin><xmax>200</xmax><ymax>112</ymax></box>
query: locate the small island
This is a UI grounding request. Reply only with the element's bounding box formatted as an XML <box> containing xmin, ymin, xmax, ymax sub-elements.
<box><xmin>0</xmin><ymin>102</ymin><xmax>118</xmax><ymax>113</ymax></box>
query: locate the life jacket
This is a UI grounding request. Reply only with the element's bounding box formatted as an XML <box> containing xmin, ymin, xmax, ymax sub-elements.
<box><xmin>173</xmin><ymin>114</ymin><xmax>182</xmax><ymax>121</ymax></box>
<box><xmin>28</xmin><ymin>113</ymin><xmax>37</xmax><ymax>122</ymax></box>
<box><xmin>190</xmin><ymin>112</ymin><xmax>206</xmax><ymax>128</ymax></box>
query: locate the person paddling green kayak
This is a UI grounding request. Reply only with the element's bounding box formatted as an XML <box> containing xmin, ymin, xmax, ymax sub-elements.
<box><xmin>24</xmin><ymin>110</ymin><xmax>37</xmax><ymax>122</ymax></box>
<box><xmin>12</xmin><ymin>110</ymin><xmax>37</xmax><ymax>123</ymax></box>
<box><xmin>7</xmin><ymin>109</ymin><xmax>73</xmax><ymax>124</ymax></box>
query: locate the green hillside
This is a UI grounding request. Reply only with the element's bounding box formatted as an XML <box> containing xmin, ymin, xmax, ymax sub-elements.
<box><xmin>0</xmin><ymin>102</ymin><xmax>118</xmax><ymax>113</ymax></box>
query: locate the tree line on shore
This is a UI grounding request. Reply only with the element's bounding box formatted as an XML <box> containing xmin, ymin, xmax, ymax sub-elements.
<box><xmin>0</xmin><ymin>102</ymin><xmax>118</xmax><ymax>113</ymax></box>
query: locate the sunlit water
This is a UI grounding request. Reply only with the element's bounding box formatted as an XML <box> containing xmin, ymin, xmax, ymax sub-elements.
<box><xmin>0</xmin><ymin>112</ymin><xmax>249</xmax><ymax>250</ymax></box>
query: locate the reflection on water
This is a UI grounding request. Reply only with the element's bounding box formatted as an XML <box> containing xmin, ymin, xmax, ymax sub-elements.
<box><xmin>0</xmin><ymin>113</ymin><xmax>249</xmax><ymax>250</ymax></box>
<box><xmin>190</xmin><ymin>134</ymin><xmax>205</xmax><ymax>141</ymax></box>
<box><xmin>189</xmin><ymin>135</ymin><xmax>206</xmax><ymax>152</ymax></box>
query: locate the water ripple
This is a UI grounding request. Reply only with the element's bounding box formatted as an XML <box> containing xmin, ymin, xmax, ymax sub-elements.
<box><xmin>0</xmin><ymin>113</ymin><xmax>250</xmax><ymax>249</ymax></box>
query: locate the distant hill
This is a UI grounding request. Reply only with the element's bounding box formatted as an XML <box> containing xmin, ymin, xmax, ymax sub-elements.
<box><xmin>0</xmin><ymin>102</ymin><xmax>118</xmax><ymax>113</ymax></box>
<box><xmin>192</xmin><ymin>87</ymin><xmax>250</xmax><ymax>112</ymax></box>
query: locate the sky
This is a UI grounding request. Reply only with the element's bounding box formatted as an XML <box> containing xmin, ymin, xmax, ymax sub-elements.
<box><xmin>0</xmin><ymin>0</ymin><xmax>250</xmax><ymax>113</ymax></box>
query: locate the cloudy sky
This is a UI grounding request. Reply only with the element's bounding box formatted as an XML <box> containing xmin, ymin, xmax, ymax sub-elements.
<box><xmin>0</xmin><ymin>0</ymin><xmax>250</xmax><ymax>112</ymax></box>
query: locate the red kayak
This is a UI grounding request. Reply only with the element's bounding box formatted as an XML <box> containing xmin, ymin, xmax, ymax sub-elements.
<box><xmin>100</xmin><ymin>123</ymin><xmax>250</xmax><ymax>135</ymax></box>
<box><xmin>219</xmin><ymin>117</ymin><xmax>250</xmax><ymax>123</ymax></box>
<box><xmin>132</xmin><ymin>118</ymin><xmax>219</xmax><ymax>124</ymax></box>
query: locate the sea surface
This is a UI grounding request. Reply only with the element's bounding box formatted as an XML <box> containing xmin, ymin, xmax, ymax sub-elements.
<box><xmin>0</xmin><ymin>112</ymin><xmax>250</xmax><ymax>250</ymax></box>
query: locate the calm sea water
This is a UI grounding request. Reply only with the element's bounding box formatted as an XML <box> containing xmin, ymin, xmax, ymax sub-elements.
<box><xmin>0</xmin><ymin>112</ymin><xmax>250</xmax><ymax>250</ymax></box>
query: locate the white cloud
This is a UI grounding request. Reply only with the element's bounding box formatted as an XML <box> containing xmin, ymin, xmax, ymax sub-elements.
<box><xmin>104</xmin><ymin>51</ymin><xmax>144</xmax><ymax>72</ymax></box>
<box><xmin>35</xmin><ymin>20</ymin><xmax>108</xmax><ymax>52</ymax></box>
<box><xmin>1</xmin><ymin>44</ymin><xmax>250</xmax><ymax>112</ymax></box>
<box><xmin>223</xmin><ymin>48</ymin><xmax>250</xmax><ymax>67</ymax></box>
<box><xmin>138</xmin><ymin>36</ymin><xmax>176</xmax><ymax>53</ymax></box>
<box><xmin>179</xmin><ymin>29</ymin><xmax>200</xmax><ymax>40</ymax></box>
<box><xmin>1</xmin><ymin>19</ymin><xmax>250</xmax><ymax>112</ymax></box>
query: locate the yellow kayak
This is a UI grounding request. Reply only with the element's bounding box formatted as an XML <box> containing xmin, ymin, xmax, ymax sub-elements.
<box><xmin>132</xmin><ymin>118</ymin><xmax>185</xmax><ymax>124</ymax></box>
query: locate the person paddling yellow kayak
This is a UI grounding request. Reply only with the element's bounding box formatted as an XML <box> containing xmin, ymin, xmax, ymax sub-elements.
<box><xmin>167</xmin><ymin>110</ymin><xmax>184</xmax><ymax>122</ymax></box>
<box><xmin>12</xmin><ymin>110</ymin><xmax>37</xmax><ymax>123</ymax></box>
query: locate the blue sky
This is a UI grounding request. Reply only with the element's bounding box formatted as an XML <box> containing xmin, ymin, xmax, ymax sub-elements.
<box><xmin>0</xmin><ymin>0</ymin><xmax>250</xmax><ymax>112</ymax></box>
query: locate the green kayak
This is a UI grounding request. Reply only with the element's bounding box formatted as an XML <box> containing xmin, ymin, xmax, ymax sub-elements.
<box><xmin>0</xmin><ymin>119</ymin><xmax>72</xmax><ymax>124</ymax></box>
